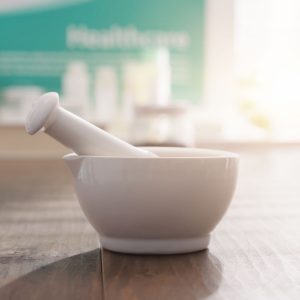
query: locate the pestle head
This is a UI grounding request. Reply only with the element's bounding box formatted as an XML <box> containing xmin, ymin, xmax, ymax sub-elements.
<box><xmin>25</xmin><ymin>92</ymin><xmax>59</xmax><ymax>135</ymax></box>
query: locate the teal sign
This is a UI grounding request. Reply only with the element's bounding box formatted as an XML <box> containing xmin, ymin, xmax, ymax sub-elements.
<box><xmin>0</xmin><ymin>0</ymin><xmax>205</xmax><ymax>110</ymax></box>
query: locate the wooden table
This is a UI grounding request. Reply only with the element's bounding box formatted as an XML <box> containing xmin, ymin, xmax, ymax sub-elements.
<box><xmin>1</xmin><ymin>147</ymin><xmax>300</xmax><ymax>299</ymax></box>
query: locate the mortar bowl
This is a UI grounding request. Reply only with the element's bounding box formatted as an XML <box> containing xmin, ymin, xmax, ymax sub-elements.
<box><xmin>64</xmin><ymin>147</ymin><xmax>239</xmax><ymax>254</ymax></box>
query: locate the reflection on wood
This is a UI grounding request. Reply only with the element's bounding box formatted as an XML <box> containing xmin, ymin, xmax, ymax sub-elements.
<box><xmin>102</xmin><ymin>249</ymin><xmax>222</xmax><ymax>300</ymax></box>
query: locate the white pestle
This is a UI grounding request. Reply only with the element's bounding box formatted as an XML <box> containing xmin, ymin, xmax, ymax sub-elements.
<box><xmin>25</xmin><ymin>92</ymin><xmax>157</xmax><ymax>157</ymax></box>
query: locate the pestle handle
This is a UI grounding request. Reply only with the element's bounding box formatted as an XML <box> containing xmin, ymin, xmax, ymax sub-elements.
<box><xmin>25</xmin><ymin>92</ymin><xmax>157</xmax><ymax>157</ymax></box>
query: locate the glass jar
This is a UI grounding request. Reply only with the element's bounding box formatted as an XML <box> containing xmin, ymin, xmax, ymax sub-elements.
<box><xmin>130</xmin><ymin>104</ymin><xmax>194</xmax><ymax>147</ymax></box>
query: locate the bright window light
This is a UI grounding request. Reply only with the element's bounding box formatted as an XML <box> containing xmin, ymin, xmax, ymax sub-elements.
<box><xmin>235</xmin><ymin>0</ymin><xmax>300</xmax><ymax>141</ymax></box>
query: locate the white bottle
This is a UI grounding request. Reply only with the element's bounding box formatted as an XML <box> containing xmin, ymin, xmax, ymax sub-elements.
<box><xmin>62</xmin><ymin>61</ymin><xmax>90</xmax><ymax>117</ymax></box>
<box><xmin>152</xmin><ymin>48</ymin><xmax>171</xmax><ymax>106</ymax></box>
<box><xmin>94</xmin><ymin>66</ymin><xmax>117</xmax><ymax>126</ymax></box>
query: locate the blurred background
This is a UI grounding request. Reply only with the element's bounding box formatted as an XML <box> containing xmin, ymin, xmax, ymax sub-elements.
<box><xmin>1</xmin><ymin>0</ymin><xmax>300</xmax><ymax>158</ymax></box>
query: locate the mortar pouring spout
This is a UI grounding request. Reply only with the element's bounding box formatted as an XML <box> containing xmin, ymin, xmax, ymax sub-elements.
<box><xmin>63</xmin><ymin>153</ymin><xmax>85</xmax><ymax>178</ymax></box>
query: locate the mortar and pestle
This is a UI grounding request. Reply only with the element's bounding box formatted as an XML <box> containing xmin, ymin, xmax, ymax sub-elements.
<box><xmin>26</xmin><ymin>92</ymin><xmax>238</xmax><ymax>254</ymax></box>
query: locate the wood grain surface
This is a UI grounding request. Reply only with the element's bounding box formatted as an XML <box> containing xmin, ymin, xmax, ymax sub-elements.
<box><xmin>1</xmin><ymin>147</ymin><xmax>300</xmax><ymax>299</ymax></box>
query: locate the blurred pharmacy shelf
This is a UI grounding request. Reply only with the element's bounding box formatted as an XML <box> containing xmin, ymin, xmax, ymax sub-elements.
<box><xmin>1</xmin><ymin>126</ymin><xmax>300</xmax><ymax>160</ymax></box>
